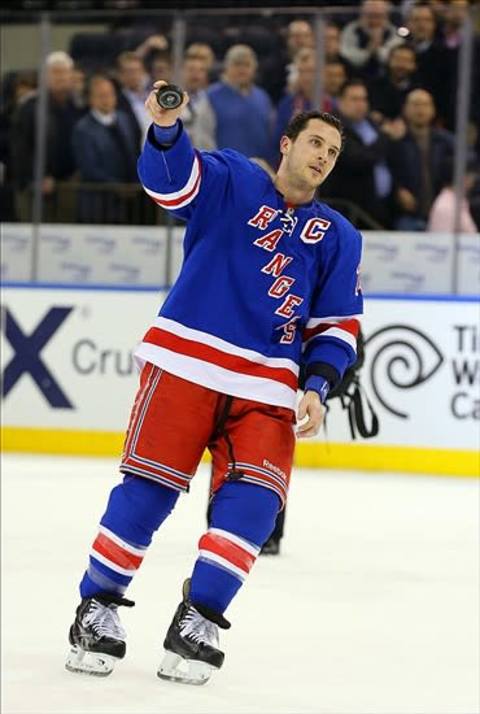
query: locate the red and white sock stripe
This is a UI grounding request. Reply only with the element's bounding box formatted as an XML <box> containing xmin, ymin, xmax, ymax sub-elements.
<box><xmin>90</xmin><ymin>525</ymin><xmax>147</xmax><ymax>577</ymax></box>
<box><xmin>198</xmin><ymin>527</ymin><xmax>261</xmax><ymax>582</ymax></box>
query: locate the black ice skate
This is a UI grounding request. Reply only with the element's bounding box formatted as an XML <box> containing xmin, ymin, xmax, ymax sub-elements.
<box><xmin>157</xmin><ymin>579</ymin><xmax>230</xmax><ymax>685</ymax></box>
<box><xmin>261</xmin><ymin>535</ymin><xmax>281</xmax><ymax>555</ymax></box>
<box><xmin>65</xmin><ymin>593</ymin><xmax>134</xmax><ymax>677</ymax></box>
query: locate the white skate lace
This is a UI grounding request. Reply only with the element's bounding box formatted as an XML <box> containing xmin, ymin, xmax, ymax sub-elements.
<box><xmin>179</xmin><ymin>607</ymin><xmax>219</xmax><ymax>647</ymax></box>
<box><xmin>83</xmin><ymin>600</ymin><xmax>126</xmax><ymax>640</ymax></box>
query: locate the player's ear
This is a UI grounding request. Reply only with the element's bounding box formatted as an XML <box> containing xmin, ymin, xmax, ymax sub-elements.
<box><xmin>279</xmin><ymin>135</ymin><xmax>291</xmax><ymax>157</ymax></box>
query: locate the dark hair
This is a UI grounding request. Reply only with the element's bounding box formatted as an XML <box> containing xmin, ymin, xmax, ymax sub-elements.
<box><xmin>338</xmin><ymin>78</ymin><xmax>367</xmax><ymax>97</ymax></box>
<box><xmin>86</xmin><ymin>73</ymin><xmax>115</xmax><ymax>97</ymax></box>
<box><xmin>408</xmin><ymin>2</ymin><xmax>435</xmax><ymax>17</ymax></box>
<box><xmin>284</xmin><ymin>110</ymin><xmax>344</xmax><ymax>149</ymax></box>
<box><xmin>388</xmin><ymin>44</ymin><xmax>416</xmax><ymax>60</ymax></box>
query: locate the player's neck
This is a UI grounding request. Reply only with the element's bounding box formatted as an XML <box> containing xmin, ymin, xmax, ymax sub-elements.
<box><xmin>273</xmin><ymin>170</ymin><xmax>316</xmax><ymax>207</ymax></box>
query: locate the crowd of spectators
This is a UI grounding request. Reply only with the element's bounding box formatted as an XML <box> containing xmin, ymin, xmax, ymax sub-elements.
<box><xmin>1</xmin><ymin>0</ymin><xmax>479</xmax><ymax>231</ymax></box>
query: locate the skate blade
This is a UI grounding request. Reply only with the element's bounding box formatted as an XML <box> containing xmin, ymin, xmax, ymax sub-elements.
<box><xmin>157</xmin><ymin>650</ymin><xmax>215</xmax><ymax>686</ymax></box>
<box><xmin>65</xmin><ymin>645</ymin><xmax>117</xmax><ymax>677</ymax></box>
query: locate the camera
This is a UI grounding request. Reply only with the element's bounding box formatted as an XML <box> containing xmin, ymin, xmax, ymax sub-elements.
<box><xmin>155</xmin><ymin>84</ymin><xmax>184</xmax><ymax>110</ymax></box>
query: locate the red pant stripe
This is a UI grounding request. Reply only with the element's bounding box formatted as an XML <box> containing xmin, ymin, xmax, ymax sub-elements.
<box><xmin>121</xmin><ymin>454</ymin><xmax>189</xmax><ymax>489</ymax></box>
<box><xmin>122</xmin><ymin>362</ymin><xmax>156</xmax><ymax>460</ymax></box>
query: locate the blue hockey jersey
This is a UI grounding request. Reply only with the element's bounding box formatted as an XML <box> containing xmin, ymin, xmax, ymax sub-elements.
<box><xmin>136</xmin><ymin>123</ymin><xmax>363</xmax><ymax>411</ymax></box>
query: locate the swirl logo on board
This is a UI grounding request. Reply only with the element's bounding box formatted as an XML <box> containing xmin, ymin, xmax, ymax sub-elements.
<box><xmin>365</xmin><ymin>325</ymin><xmax>444</xmax><ymax>419</ymax></box>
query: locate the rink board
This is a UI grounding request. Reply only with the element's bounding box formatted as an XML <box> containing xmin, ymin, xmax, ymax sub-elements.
<box><xmin>2</xmin><ymin>223</ymin><xmax>479</xmax><ymax>294</ymax></box>
<box><xmin>1</xmin><ymin>285</ymin><xmax>479</xmax><ymax>477</ymax></box>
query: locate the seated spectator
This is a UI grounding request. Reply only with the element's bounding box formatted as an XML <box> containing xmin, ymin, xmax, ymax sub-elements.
<box><xmin>324</xmin><ymin>22</ymin><xmax>342</xmax><ymax>61</ymax></box>
<box><xmin>323</xmin><ymin>22</ymin><xmax>353</xmax><ymax>74</ymax></box>
<box><xmin>71</xmin><ymin>65</ymin><xmax>87</xmax><ymax>110</ymax></box>
<box><xmin>434</xmin><ymin>0</ymin><xmax>480</xmax><ymax>132</ymax></box>
<box><xmin>180</xmin><ymin>56</ymin><xmax>216</xmax><ymax>150</ymax></box>
<box><xmin>324</xmin><ymin>60</ymin><xmax>348</xmax><ymax>113</ymax></box>
<box><xmin>405</xmin><ymin>2</ymin><xmax>447</xmax><ymax>114</ymax></box>
<box><xmin>369</xmin><ymin>45</ymin><xmax>419</xmax><ymax>122</ymax></box>
<box><xmin>207</xmin><ymin>44</ymin><xmax>274</xmax><ymax>163</ymax></box>
<box><xmin>148</xmin><ymin>50</ymin><xmax>172</xmax><ymax>84</ymax></box>
<box><xmin>427</xmin><ymin>156</ymin><xmax>478</xmax><ymax>233</ymax></box>
<box><xmin>283</xmin><ymin>20</ymin><xmax>315</xmax><ymax>97</ymax></box>
<box><xmin>286</xmin><ymin>19</ymin><xmax>315</xmax><ymax>58</ymax></box>
<box><xmin>11</xmin><ymin>51</ymin><xmax>83</xmax><ymax>221</ymax></box>
<box><xmin>134</xmin><ymin>33</ymin><xmax>169</xmax><ymax>67</ymax></box>
<box><xmin>115</xmin><ymin>51</ymin><xmax>150</xmax><ymax>150</ymax></box>
<box><xmin>0</xmin><ymin>70</ymin><xmax>37</xmax><ymax>220</ymax></box>
<box><xmin>438</xmin><ymin>0</ymin><xmax>468</xmax><ymax>51</ymax></box>
<box><xmin>470</xmin><ymin>172</ymin><xmax>480</xmax><ymax>231</ymax></box>
<box><xmin>340</xmin><ymin>0</ymin><xmax>403</xmax><ymax>79</ymax></box>
<box><xmin>72</xmin><ymin>74</ymin><xmax>138</xmax><ymax>223</ymax></box>
<box><xmin>321</xmin><ymin>79</ymin><xmax>395</xmax><ymax>227</ymax></box>
<box><xmin>260</xmin><ymin>19</ymin><xmax>314</xmax><ymax>104</ymax></box>
<box><xmin>274</xmin><ymin>49</ymin><xmax>317</xmax><ymax>149</ymax></box>
<box><xmin>390</xmin><ymin>88</ymin><xmax>454</xmax><ymax>230</ymax></box>
<box><xmin>185</xmin><ymin>42</ymin><xmax>218</xmax><ymax>81</ymax></box>
<box><xmin>274</xmin><ymin>50</ymin><xmax>342</xmax><ymax>151</ymax></box>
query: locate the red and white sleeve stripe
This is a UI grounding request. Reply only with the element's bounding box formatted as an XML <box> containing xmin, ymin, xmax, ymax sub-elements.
<box><xmin>302</xmin><ymin>315</ymin><xmax>361</xmax><ymax>352</ymax></box>
<box><xmin>142</xmin><ymin>153</ymin><xmax>202</xmax><ymax>209</ymax></box>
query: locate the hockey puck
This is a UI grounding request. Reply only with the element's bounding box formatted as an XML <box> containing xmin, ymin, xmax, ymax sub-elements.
<box><xmin>155</xmin><ymin>84</ymin><xmax>184</xmax><ymax>110</ymax></box>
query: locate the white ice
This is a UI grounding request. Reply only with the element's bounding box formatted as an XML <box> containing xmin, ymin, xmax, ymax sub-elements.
<box><xmin>2</xmin><ymin>454</ymin><xmax>479</xmax><ymax>714</ymax></box>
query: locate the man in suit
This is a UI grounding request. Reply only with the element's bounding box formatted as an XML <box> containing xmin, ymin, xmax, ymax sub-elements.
<box><xmin>72</xmin><ymin>74</ymin><xmax>139</xmax><ymax>223</ymax></box>
<box><xmin>11</xmin><ymin>51</ymin><xmax>84</xmax><ymax>221</ymax></box>
<box><xmin>321</xmin><ymin>79</ymin><xmax>396</xmax><ymax>228</ymax></box>
<box><xmin>115</xmin><ymin>51</ymin><xmax>150</xmax><ymax>152</ymax></box>
<box><xmin>389</xmin><ymin>88</ymin><xmax>454</xmax><ymax>230</ymax></box>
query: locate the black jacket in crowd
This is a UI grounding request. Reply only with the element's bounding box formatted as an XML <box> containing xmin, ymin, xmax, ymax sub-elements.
<box><xmin>11</xmin><ymin>92</ymin><xmax>84</xmax><ymax>190</ymax></box>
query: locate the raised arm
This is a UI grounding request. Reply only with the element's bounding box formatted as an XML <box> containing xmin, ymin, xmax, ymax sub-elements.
<box><xmin>138</xmin><ymin>80</ymin><xmax>229</xmax><ymax>221</ymax></box>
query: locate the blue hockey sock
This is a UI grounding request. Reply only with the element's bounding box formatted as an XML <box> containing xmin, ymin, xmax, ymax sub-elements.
<box><xmin>80</xmin><ymin>473</ymin><xmax>179</xmax><ymax>598</ymax></box>
<box><xmin>189</xmin><ymin>481</ymin><xmax>280</xmax><ymax>615</ymax></box>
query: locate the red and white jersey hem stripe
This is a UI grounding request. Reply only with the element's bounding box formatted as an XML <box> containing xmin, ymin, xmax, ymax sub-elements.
<box><xmin>134</xmin><ymin>316</ymin><xmax>299</xmax><ymax>410</ymax></box>
<box><xmin>135</xmin><ymin>343</ymin><xmax>297</xmax><ymax>410</ymax></box>
<box><xmin>151</xmin><ymin>317</ymin><xmax>298</xmax><ymax>375</ymax></box>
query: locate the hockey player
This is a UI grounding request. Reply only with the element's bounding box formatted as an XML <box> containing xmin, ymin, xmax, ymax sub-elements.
<box><xmin>66</xmin><ymin>80</ymin><xmax>363</xmax><ymax>684</ymax></box>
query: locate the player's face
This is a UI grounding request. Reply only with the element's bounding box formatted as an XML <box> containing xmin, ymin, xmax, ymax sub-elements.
<box><xmin>281</xmin><ymin>119</ymin><xmax>342</xmax><ymax>190</ymax></box>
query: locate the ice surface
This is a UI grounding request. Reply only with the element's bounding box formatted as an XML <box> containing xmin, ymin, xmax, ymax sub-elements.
<box><xmin>2</xmin><ymin>454</ymin><xmax>479</xmax><ymax>714</ymax></box>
